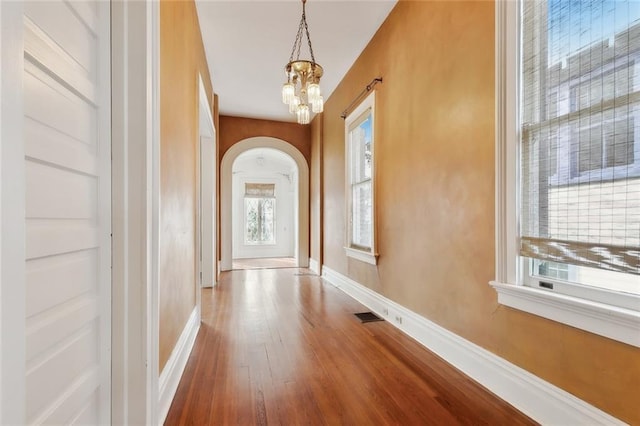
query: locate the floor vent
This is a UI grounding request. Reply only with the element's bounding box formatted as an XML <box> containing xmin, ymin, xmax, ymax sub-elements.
<box><xmin>354</xmin><ymin>312</ymin><xmax>384</xmax><ymax>323</ymax></box>
<box><xmin>294</xmin><ymin>272</ymin><xmax>318</xmax><ymax>276</ymax></box>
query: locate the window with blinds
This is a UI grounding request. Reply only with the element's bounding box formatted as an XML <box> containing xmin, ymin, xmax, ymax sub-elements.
<box><xmin>520</xmin><ymin>0</ymin><xmax>640</xmax><ymax>294</ymax></box>
<box><xmin>348</xmin><ymin>109</ymin><xmax>373</xmax><ymax>250</ymax></box>
<box><xmin>349</xmin><ymin>111</ymin><xmax>373</xmax><ymax>250</ymax></box>
<box><xmin>345</xmin><ymin>91</ymin><xmax>377</xmax><ymax>264</ymax></box>
<box><xmin>244</xmin><ymin>183</ymin><xmax>275</xmax><ymax>245</ymax></box>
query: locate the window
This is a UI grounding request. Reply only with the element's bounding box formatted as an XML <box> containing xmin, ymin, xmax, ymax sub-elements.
<box><xmin>573</xmin><ymin>117</ymin><xmax>633</xmax><ymax>175</ymax></box>
<box><xmin>345</xmin><ymin>91</ymin><xmax>378</xmax><ymax>265</ymax></box>
<box><xmin>493</xmin><ymin>0</ymin><xmax>640</xmax><ymax>348</ymax></box>
<box><xmin>244</xmin><ymin>183</ymin><xmax>276</xmax><ymax>245</ymax></box>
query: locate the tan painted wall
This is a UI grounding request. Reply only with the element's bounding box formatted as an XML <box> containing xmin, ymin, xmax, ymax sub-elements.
<box><xmin>219</xmin><ymin>115</ymin><xmax>311</xmax><ymax>164</ymax></box>
<box><xmin>160</xmin><ymin>0</ymin><xmax>214</xmax><ymax>371</ymax></box>
<box><xmin>315</xmin><ymin>1</ymin><xmax>640</xmax><ymax>423</ymax></box>
<box><xmin>310</xmin><ymin>116</ymin><xmax>323</xmax><ymax>264</ymax></box>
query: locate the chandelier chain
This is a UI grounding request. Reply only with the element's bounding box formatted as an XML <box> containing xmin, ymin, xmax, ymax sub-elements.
<box><xmin>296</xmin><ymin>20</ymin><xmax>303</xmax><ymax>60</ymax></box>
<box><xmin>289</xmin><ymin>15</ymin><xmax>304</xmax><ymax>63</ymax></box>
<box><xmin>287</xmin><ymin>1</ymin><xmax>316</xmax><ymax>65</ymax></box>
<box><xmin>302</xmin><ymin>3</ymin><xmax>316</xmax><ymax>64</ymax></box>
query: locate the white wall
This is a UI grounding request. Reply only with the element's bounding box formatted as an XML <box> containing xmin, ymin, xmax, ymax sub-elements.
<box><xmin>232</xmin><ymin>150</ymin><xmax>296</xmax><ymax>259</ymax></box>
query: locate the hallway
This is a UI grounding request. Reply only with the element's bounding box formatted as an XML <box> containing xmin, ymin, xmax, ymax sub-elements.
<box><xmin>165</xmin><ymin>269</ymin><xmax>535</xmax><ymax>425</ymax></box>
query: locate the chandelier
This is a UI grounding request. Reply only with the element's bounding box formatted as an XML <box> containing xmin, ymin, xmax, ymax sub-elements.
<box><xmin>281</xmin><ymin>0</ymin><xmax>323</xmax><ymax>125</ymax></box>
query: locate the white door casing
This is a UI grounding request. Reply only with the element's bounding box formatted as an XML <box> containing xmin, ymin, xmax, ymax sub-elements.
<box><xmin>199</xmin><ymin>75</ymin><xmax>216</xmax><ymax>288</ymax></box>
<box><xmin>1</xmin><ymin>2</ymin><xmax>27</xmax><ymax>424</ymax></box>
<box><xmin>195</xmin><ymin>118</ymin><xmax>202</xmax><ymax>315</ymax></box>
<box><xmin>22</xmin><ymin>1</ymin><xmax>111</xmax><ymax>424</ymax></box>
<box><xmin>111</xmin><ymin>1</ymin><xmax>161</xmax><ymax>424</ymax></box>
<box><xmin>200</xmin><ymin>135</ymin><xmax>216</xmax><ymax>287</ymax></box>
<box><xmin>221</xmin><ymin>137</ymin><xmax>309</xmax><ymax>271</ymax></box>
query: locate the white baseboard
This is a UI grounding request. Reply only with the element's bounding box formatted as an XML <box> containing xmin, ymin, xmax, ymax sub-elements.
<box><xmin>309</xmin><ymin>258</ymin><xmax>320</xmax><ymax>274</ymax></box>
<box><xmin>321</xmin><ymin>266</ymin><xmax>624</xmax><ymax>426</ymax></box>
<box><xmin>158</xmin><ymin>308</ymin><xmax>200</xmax><ymax>425</ymax></box>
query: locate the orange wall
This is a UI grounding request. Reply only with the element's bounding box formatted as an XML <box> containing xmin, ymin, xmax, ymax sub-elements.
<box><xmin>219</xmin><ymin>115</ymin><xmax>311</xmax><ymax>164</ymax></box>
<box><xmin>160</xmin><ymin>0</ymin><xmax>214</xmax><ymax>371</ymax></box>
<box><xmin>315</xmin><ymin>1</ymin><xmax>640</xmax><ymax>423</ymax></box>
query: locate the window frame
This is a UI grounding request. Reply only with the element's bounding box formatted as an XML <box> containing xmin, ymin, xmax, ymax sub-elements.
<box><xmin>491</xmin><ymin>0</ymin><xmax>640</xmax><ymax>348</ymax></box>
<box><xmin>344</xmin><ymin>90</ymin><xmax>378</xmax><ymax>265</ymax></box>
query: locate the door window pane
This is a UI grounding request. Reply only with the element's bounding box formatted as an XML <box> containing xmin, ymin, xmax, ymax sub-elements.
<box><xmin>245</xmin><ymin>197</ymin><xmax>275</xmax><ymax>245</ymax></box>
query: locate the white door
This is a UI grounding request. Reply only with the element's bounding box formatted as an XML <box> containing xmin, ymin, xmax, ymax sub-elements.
<box><xmin>23</xmin><ymin>1</ymin><xmax>111</xmax><ymax>424</ymax></box>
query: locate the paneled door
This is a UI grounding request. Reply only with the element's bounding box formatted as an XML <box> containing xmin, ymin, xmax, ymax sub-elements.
<box><xmin>23</xmin><ymin>1</ymin><xmax>111</xmax><ymax>424</ymax></box>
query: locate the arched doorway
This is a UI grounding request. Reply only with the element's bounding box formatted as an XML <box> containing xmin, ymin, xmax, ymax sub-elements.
<box><xmin>221</xmin><ymin>137</ymin><xmax>309</xmax><ymax>271</ymax></box>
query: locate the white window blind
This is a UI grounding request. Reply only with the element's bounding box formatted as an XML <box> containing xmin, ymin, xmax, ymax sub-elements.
<box><xmin>245</xmin><ymin>183</ymin><xmax>275</xmax><ymax>198</ymax></box>
<box><xmin>521</xmin><ymin>0</ymin><xmax>640</xmax><ymax>275</ymax></box>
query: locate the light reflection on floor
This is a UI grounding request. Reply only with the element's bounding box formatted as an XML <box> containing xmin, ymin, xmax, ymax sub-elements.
<box><xmin>232</xmin><ymin>257</ymin><xmax>296</xmax><ymax>270</ymax></box>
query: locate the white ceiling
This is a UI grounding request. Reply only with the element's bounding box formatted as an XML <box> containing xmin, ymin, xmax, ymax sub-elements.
<box><xmin>196</xmin><ymin>0</ymin><xmax>397</xmax><ymax>123</ymax></box>
<box><xmin>234</xmin><ymin>148</ymin><xmax>296</xmax><ymax>173</ymax></box>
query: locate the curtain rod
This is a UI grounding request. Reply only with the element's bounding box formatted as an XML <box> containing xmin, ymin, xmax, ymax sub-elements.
<box><xmin>340</xmin><ymin>77</ymin><xmax>383</xmax><ymax>119</ymax></box>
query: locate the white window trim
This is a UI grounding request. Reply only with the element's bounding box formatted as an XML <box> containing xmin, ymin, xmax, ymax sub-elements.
<box><xmin>344</xmin><ymin>90</ymin><xmax>378</xmax><ymax>265</ymax></box>
<box><xmin>491</xmin><ymin>0</ymin><xmax>640</xmax><ymax>348</ymax></box>
<box><xmin>344</xmin><ymin>246</ymin><xmax>377</xmax><ymax>265</ymax></box>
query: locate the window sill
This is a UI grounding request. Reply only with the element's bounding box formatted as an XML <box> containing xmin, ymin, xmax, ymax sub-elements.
<box><xmin>490</xmin><ymin>281</ymin><xmax>640</xmax><ymax>348</ymax></box>
<box><xmin>345</xmin><ymin>247</ymin><xmax>378</xmax><ymax>265</ymax></box>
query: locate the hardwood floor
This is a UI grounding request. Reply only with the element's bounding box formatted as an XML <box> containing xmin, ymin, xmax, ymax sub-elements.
<box><xmin>232</xmin><ymin>257</ymin><xmax>297</xmax><ymax>270</ymax></box>
<box><xmin>165</xmin><ymin>268</ymin><xmax>536</xmax><ymax>425</ymax></box>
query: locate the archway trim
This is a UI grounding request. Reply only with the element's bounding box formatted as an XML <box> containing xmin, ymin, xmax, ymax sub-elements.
<box><xmin>220</xmin><ymin>136</ymin><xmax>309</xmax><ymax>270</ymax></box>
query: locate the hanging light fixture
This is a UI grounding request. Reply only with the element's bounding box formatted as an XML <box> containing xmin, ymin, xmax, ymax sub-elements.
<box><xmin>282</xmin><ymin>0</ymin><xmax>323</xmax><ymax>125</ymax></box>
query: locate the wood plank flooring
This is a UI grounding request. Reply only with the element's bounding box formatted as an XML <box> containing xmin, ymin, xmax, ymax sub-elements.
<box><xmin>165</xmin><ymin>268</ymin><xmax>536</xmax><ymax>425</ymax></box>
<box><xmin>232</xmin><ymin>257</ymin><xmax>297</xmax><ymax>270</ymax></box>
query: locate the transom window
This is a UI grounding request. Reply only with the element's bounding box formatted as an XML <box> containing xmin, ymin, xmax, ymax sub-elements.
<box><xmin>244</xmin><ymin>183</ymin><xmax>276</xmax><ymax>245</ymax></box>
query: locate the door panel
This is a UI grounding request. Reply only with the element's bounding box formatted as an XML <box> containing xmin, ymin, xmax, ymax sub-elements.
<box><xmin>23</xmin><ymin>66</ymin><xmax>96</xmax><ymax>145</ymax></box>
<box><xmin>23</xmin><ymin>1</ymin><xmax>110</xmax><ymax>424</ymax></box>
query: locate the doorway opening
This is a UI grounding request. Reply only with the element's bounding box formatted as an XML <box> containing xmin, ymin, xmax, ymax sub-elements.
<box><xmin>221</xmin><ymin>137</ymin><xmax>309</xmax><ymax>271</ymax></box>
<box><xmin>231</xmin><ymin>148</ymin><xmax>297</xmax><ymax>270</ymax></box>
<box><xmin>231</xmin><ymin>148</ymin><xmax>298</xmax><ymax>269</ymax></box>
